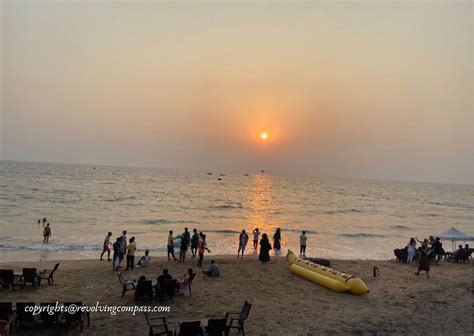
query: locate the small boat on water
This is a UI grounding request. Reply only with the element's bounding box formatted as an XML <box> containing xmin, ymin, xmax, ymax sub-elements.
<box><xmin>207</xmin><ymin>172</ymin><xmax>213</xmax><ymax>175</ymax></box>
<box><xmin>244</xmin><ymin>174</ymin><xmax>249</xmax><ymax>176</ymax></box>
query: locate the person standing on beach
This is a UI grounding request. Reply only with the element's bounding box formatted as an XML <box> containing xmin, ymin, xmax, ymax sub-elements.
<box><xmin>38</xmin><ymin>219</ymin><xmax>41</xmax><ymax>226</ymax></box>
<box><xmin>273</xmin><ymin>228</ymin><xmax>281</xmax><ymax>253</ymax></box>
<box><xmin>300</xmin><ymin>231</ymin><xmax>307</xmax><ymax>256</ymax></box>
<box><xmin>259</xmin><ymin>233</ymin><xmax>272</xmax><ymax>263</ymax></box>
<box><xmin>167</xmin><ymin>230</ymin><xmax>177</xmax><ymax>261</ymax></box>
<box><xmin>42</xmin><ymin>217</ymin><xmax>47</xmax><ymax>227</ymax></box>
<box><xmin>112</xmin><ymin>237</ymin><xmax>121</xmax><ymax>271</ymax></box>
<box><xmin>179</xmin><ymin>229</ymin><xmax>190</xmax><ymax>262</ymax></box>
<box><xmin>406</xmin><ymin>238</ymin><xmax>417</xmax><ymax>264</ymax></box>
<box><xmin>100</xmin><ymin>232</ymin><xmax>113</xmax><ymax>261</ymax></box>
<box><xmin>126</xmin><ymin>237</ymin><xmax>136</xmax><ymax>270</ymax></box>
<box><xmin>415</xmin><ymin>246</ymin><xmax>430</xmax><ymax>278</ymax></box>
<box><xmin>252</xmin><ymin>228</ymin><xmax>260</xmax><ymax>249</ymax></box>
<box><xmin>43</xmin><ymin>223</ymin><xmax>51</xmax><ymax>243</ymax></box>
<box><xmin>191</xmin><ymin>229</ymin><xmax>199</xmax><ymax>257</ymax></box>
<box><xmin>197</xmin><ymin>234</ymin><xmax>210</xmax><ymax>267</ymax></box>
<box><xmin>237</xmin><ymin>230</ymin><xmax>249</xmax><ymax>258</ymax></box>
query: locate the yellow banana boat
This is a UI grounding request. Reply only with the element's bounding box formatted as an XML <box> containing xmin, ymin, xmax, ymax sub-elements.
<box><xmin>287</xmin><ymin>250</ymin><xmax>369</xmax><ymax>295</ymax></box>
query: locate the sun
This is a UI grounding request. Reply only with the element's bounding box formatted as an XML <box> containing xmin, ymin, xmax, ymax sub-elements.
<box><xmin>260</xmin><ymin>132</ymin><xmax>269</xmax><ymax>140</ymax></box>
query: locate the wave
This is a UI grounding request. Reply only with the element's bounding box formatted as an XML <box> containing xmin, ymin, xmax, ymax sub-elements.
<box><xmin>324</xmin><ymin>209</ymin><xmax>363</xmax><ymax>215</ymax></box>
<box><xmin>429</xmin><ymin>201</ymin><xmax>474</xmax><ymax>210</ymax></box>
<box><xmin>283</xmin><ymin>229</ymin><xmax>319</xmax><ymax>234</ymax></box>
<box><xmin>391</xmin><ymin>225</ymin><xmax>411</xmax><ymax>230</ymax></box>
<box><xmin>0</xmin><ymin>242</ymin><xmax>100</xmax><ymax>252</ymax></box>
<box><xmin>340</xmin><ymin>233</ymin><xmax>385</xmax><ymax>238</ymax></box>
<box><xmin>104</xmin><ymin>196</ymin><xmax>137</xmax><ymax>202</ymax></box>
<box><xmin>139</xmin><ymin>219</ymin><xmax>197</xmax><ymax>225</ymax></box>
<box><xmin>209</xmin><ymin>202</ymin><xmax>243</xmax><ymax>210</ymax></box>
<box><xmin>140</xmin><ymin>219</ymin><xmax>172</xmax><ymax>225</ymax></box>
<box><xmin>205</xmin><ymin>229</ymin><xmax>240</xmax><ymax>235</ymax></box>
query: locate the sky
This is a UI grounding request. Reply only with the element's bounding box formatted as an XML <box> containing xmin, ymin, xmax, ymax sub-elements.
<box><xmin>1</xmin><ymin>1</ymin><xmax>473</xmax><ymax>184</ymax></box>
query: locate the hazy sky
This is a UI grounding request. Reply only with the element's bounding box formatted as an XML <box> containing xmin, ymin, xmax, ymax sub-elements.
<box><xmin>1</xmin><ymin>1</ymin><xmax>473</xmax><ymax>184</ymax></box>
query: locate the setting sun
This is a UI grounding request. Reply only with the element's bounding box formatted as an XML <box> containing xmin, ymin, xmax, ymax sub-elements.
<box><xmin>260</xmin><ymin>132</ymin><xmax>269</xmax><ymax>140</ymax></box>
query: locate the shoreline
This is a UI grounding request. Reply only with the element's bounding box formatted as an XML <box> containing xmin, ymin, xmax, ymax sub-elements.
<box><xmin>0</xmin><ymin>255</ymin><xmax>472</xmax><ymax>335</ymax></box>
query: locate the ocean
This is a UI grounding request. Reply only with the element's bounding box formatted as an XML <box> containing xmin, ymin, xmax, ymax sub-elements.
<box><xmin>1</xmin><ymin>161</ymin><xmax>473</xmax><ymax>261</ymax></box>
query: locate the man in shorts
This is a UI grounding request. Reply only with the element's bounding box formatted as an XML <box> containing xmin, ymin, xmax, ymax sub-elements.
<box><xmin>167</xmin><ymin>230</ymin><xmax>177</xmax><ymax>261</ymax></box>
<box><xmin>100</xmin><ymin>232</ymin><xmax>113</xmax><ymax>261</ymax></box>
<box><xmin>237</xmin><ymin>229</ymin><xmax>249</xmax><ymax>258</ymax></box>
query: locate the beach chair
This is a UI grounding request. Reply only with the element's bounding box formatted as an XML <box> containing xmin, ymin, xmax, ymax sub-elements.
<box><xmin>225</xmin><ymin>301</ymin><xmax>252</xmax><ymax>336</ymax></box>
<box><xmin>62</xmin><ymin>302</ymin><xmax>90</xmax><ymax>332</ymax></box>
<box><xmin>0</xmin><ymin>270</ymin><xmax>21</xmax><ymax>291</ymax></box>
<box><xmin>118</xmin><ymin>272</ymin><xmax>136</xmax><ymax>298</ymax></box>
<box><xmin>0</xmin><ymin>302</ymin><xmax>15</xmax><ymax>333</ymax></box>
<box><xmin>40</xmin><ymin>302</ymin><xmax>60</xmax><ymax>330</ymax></box>
<box><xmin>38</xmin><ymin>263</ymin><xmax>60</xmax><ymax>285</ymax></box>
<box><xmin>176</xmin><ymin>320</ymin><xmax>203</xmax><ymax>336</ymax></box>
<box><xmin>145</xmin><ymin>312</ymin><xmax>172</xmax><ymax>336</ymax></box>
<box><xmin>15</xmin><ymin>302</ymin><xmax>38</xmax><ymax>330</ymax></box>
<box><xmin>205</xmin><ymin>318</ymin><xmax>227</xmax><ymax>336</ymax></box>
<box><xmin>20</xmin><ymin>268</ymin><xmax>40</xmax><ymax>288</ymax></box>
<box><xmin>156</xmin><ymin>279</ymin><xmax>177</xmax><ymax>301</ymax></box>
<box><xmin>135</xmin><ymin>280</ymin><xmax>154</xmax><ymax>301</ymax></box>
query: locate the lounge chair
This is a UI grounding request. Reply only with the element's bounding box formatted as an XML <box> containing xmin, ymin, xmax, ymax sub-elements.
<box><xmin>15</xmin><ymin>302</ymin><xmax>38</xmax><ymax>330</ymax></box>
<box><xmin>205</xmin><ymin>318</ymin><xmax>227</xmax><ymax>336</ymax></box>
<box><xmin>176</xmin><ymin>320</ymin><xmax>203</xmax><ymax>336</ymax></box>
<box><xmin>62</xmin><ymin>302</ymin><xmax>90</xmax><ymax>332</ymax></box>
<box><xmin>38</xmin><ymin>263</ymin><xmax>60</xmax><ymax>285</ymax></box>
<box><xmin>0</xmin><ymin>270</ymin><xmax>21</xmax><ymax>291</ymax></box>
<box><xmin>225</xmin><ymin>301</ymin><xmax>252</xmax><ymax>336</ymax></box>
<box><xmin>156</xmin><ymin>279</ymin><xmax>177</xmax><ymax>301</ymax></box>
<box><xmin>40</xmin><ymin>302</ymin><xmax>60</xmax><ymax>329</ymax></box>
<box><xmin>145</xmin><ymin>312</ymin><xmax>172</xmax><ymax>336</ymax></box>
<box><xmin>118</xmin><ymin>272</ymin><xmax>136</xmax><ymax>298</ymax></box>
<box><xmin>135</xmin><ymin>280</ymin><xmax>154</xmax><ymax>301</ymax></box>
<box><xmin>0</xmin><ymin>302</ymin><xmax>14</xmax><ymax>333</ymax></box>
<box><xmin>20</xmin><ymin>268</ymin><xmax>40</xmax><ymax>288</ymax></box>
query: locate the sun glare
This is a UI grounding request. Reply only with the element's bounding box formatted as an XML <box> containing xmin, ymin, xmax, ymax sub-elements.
<box><xmin>260</xmin><ymin>132</ymin><xmax>268</xmax><ymax>140</ymax></box>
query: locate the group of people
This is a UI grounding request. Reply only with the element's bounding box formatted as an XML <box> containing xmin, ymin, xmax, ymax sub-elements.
<box><xmin>166</xmin><ymin>228</ymin><xmax>211</xmax><ymax>267</ymax></box>
<box><xmin>37</xmin><ymin>217</ymin><xmax>52</xmax><ymax>244</ymax></box>
<box><xmin>100</xmin><ymin>231</ymin><xmax>150</xmax><ymax>271</ymax></box>
<box><xmin>134</xmin><ymin>259</ymin><xmax>221</xmax><ymax>300</ymax></box>
<box><xmin>100</xmin><ymin>226</ymin><xmax>311</xmax><ymax>271</ymax></box>
<box><xmin>236</xmin><ymin>228</ymin><xmax>308</xmax><ymax>263</ymax></box>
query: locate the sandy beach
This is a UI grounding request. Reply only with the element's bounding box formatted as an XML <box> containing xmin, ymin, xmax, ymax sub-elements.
<box><xmin>1</xmin><ymin>254</ymin><xmax>472</xmax><ymax>335</ymax></box>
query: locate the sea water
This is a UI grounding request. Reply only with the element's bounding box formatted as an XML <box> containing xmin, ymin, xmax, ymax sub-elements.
<box><xmin>1</xmin><ymin>161</ymin><xmax>473</xmax><ymax>261</ymax></box>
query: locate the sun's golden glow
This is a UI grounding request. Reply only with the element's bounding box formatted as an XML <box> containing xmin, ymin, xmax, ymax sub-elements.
<box><xmin>260</xmin><ymin>132</ymin><xmax>268</xmax><ymax>140</ymax></box>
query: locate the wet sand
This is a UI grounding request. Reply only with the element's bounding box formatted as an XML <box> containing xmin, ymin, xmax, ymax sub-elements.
<box><xmin>0</xmin><ymin>254</ymin><xmax>472</xmax><ymax>335</ymax></box>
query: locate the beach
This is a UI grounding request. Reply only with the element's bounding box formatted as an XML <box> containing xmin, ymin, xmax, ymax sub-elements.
<box><xmin>1</xmin><ymin>254</ymin><xmax>472</xmax><ymax>335</ymax></box>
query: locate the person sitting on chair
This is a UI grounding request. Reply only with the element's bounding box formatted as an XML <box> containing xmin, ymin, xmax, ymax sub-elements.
<box><xmin>155</xmin><ymin>269</ymin><xmax>173</xmax><ymax>290</ymax></box>
<box><xmin>177</xmin><ymin>268</ymin><xmax>194</xmax><ymax>296</ymax></box>
<box><xmin>454</xmin><ymin>245</ymin><xmax>466</xmax><ymax>263</ymax></box>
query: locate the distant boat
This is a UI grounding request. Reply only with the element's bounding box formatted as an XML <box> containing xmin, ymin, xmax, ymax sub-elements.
<box><xmin>207</xmin><ymin>172</ymin><xmax>213</xmax><ymax>175</ymax></box>
<box><xmin>244</xmin><ymin>174</ymin><xmax>249</xmax><ymax>176</ymax></box>
<box><xmin>219</xmin><ymin>174</ymin><xmax>225</xmax><ymax>176</ymax></box>
<box><xmin>261</xmin><ymin>170</ymin><xmax>265</xmax><ymax>173</ymax></box>
<box><xmin>218</xmin><ymin>178</ymin><xmax>222</xmax><ymax>181</ymax></box>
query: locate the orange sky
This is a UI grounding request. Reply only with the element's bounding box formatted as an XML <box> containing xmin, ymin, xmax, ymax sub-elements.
<box><xmin>1</xmin><ymin>1</ymin><xmax>473</xmax><ymax>184</ymax></box>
